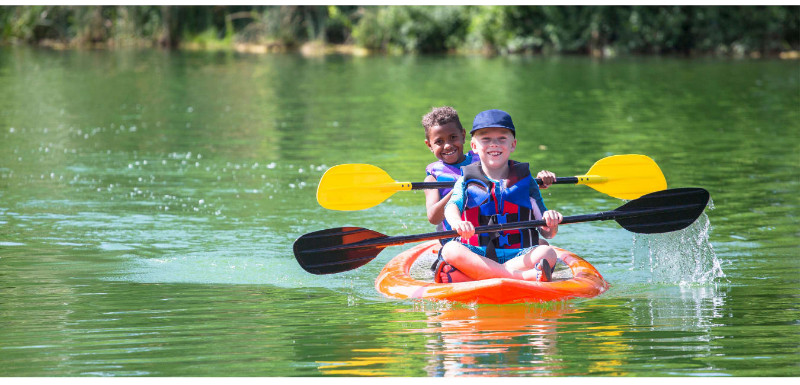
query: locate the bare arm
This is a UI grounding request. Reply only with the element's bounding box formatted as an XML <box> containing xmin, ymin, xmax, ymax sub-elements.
<box><xmin>538</xmin><ymin>210</ymin><xmax>563</xmax><ymax>239</ymax></box>
<box><xmin>423</xmin><ymin>174</ymin><xmax>453</xmax><ymax>225</ymax></box>
<box><xmin>445</xmin><ymin>203</ymin><xmax>474</xmax><ymax>240</ymax></box>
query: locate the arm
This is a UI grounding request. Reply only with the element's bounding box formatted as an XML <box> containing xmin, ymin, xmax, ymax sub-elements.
<box><xmin>444</xmin><ymin>177</ymin><xmax>474</xmax><ymax>239</ymax></box>
<box><xmin>445</xmin><ymin>203</ymin><xmax>474</xmax><ymax>240</ymax></box>
<box><xmin>538</xmin><ymin>210</ymin><xmax>563</xmax><ymax>239</ymax></box>
<box><xmin>423</xmin><ymin>174</ymin><xmax>453</xmax><ymax>225</ymax></box>
<box><xmin>529</xmin><ymin>175</ymin><xmax>560</xmax><ymax>239</ymax></box>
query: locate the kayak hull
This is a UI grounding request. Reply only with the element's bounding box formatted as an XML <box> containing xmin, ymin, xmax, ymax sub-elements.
<box><xmin>375</xmin><ymin>241</ymin><xmax>609</xmax><ymax>304</ymax></box>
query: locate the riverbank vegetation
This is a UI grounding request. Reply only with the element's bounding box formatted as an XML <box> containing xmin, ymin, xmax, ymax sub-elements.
<box><xmin>1</xmin><ymin>5</ymin><xmax>798</xmax><ymax>57</ymax></box>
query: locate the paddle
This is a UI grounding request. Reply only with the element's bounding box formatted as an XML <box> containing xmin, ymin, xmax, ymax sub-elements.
<box><xmin>295</xmin><ymin>187</ymin><xmax>709</xmax><ymax>275</ymax></box>
<box><xmin>316</xmin><ymin>154</ymin><xmax>666</xmax><ymax>211</ymax></box>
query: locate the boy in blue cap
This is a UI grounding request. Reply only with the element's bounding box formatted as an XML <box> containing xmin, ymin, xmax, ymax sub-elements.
<box><xmin>434</xmin><ymin>109</ymin><xmax>562</xmax><ymax>283</ymax></box>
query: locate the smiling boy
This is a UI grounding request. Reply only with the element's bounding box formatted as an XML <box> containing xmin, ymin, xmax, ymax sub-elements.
<box><xmin>422</xmin><ymin>107</ymin><xmax>480</xmax><ymax>230</ymax></box>
<box><xmin>436</xmin><ymin>109</ymin><xmax>563</xmax><ymax>283</ymax></box>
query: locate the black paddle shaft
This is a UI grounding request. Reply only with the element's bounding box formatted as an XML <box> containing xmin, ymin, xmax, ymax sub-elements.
<box><xmin>306</xmin><ymin>203</ymin><xmax>704</xmax><ymax>254</ymax></box>
<box><xmin>294</xmin><ymin>188</ymin><xmax>709</xmax><ymax>274</ymax></box>
<box><xmin>410</xmin><ymin>177</ymin><xmax>579</xmax><ymax>190</ymax></box>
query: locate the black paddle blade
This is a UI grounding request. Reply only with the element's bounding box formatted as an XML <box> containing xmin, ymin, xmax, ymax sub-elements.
<box><xmin>293</xmin><ymin>227</ymin><xmax>389</xmax><ymax>275</ymax></box>
<box><xmin>615</xmin><ymin>188</ymin><xmax>710</xmax><ymax>234</ymax></box>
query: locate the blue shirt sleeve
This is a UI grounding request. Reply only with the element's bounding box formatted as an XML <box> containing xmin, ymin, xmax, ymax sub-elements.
<box><xmin>446</xmin><ymin>176</ymin><xmax>467</xmax><ymax>212</ymax></box>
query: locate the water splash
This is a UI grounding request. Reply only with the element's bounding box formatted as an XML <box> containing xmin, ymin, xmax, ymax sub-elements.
<box><xmin>631</xmin><ymin>199</ymin><xmax>725</xmax><ymax>285</ymax></box>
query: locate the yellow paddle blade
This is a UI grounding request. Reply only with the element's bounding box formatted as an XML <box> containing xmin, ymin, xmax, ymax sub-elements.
<box><xmin>579</xmin><ymin>154</ymin><xmax>667</xmax><ymax>200</ymax></box>
<box><xmin>317</xmin><ymin>164</ymin><xmax>411</xmax><ymax>211</ymax></box>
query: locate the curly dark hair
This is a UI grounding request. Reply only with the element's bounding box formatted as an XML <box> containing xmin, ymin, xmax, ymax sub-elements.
<box><xmin>421</xmin><ymin>106</ymin><xmax>463</xmax><ymax>137</ymax></box>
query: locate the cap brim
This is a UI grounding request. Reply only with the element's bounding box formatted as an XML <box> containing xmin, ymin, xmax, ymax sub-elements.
<box><xmin>470</xmin><ymin>126</ymin><xmax>515</xmax><ymax>136</ymax></box>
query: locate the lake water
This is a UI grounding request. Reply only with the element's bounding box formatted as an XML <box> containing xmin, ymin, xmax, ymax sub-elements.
<box><xmin>1</xmin><ymin>47</ymin><xmax>798</xmax><ymax>376</ymax></box>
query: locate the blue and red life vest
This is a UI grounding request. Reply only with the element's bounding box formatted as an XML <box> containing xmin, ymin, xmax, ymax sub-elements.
<box><xmin>459</xmin><ymin>161</ymin><xmax>546</xmax><ymax>260</ymax></box>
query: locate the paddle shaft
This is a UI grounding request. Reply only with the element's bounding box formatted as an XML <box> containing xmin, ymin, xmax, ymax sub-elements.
<box><xmin>307</xmin><ymin>202</ymin><xmax>703</xmax><ymax>253</ymax></box>
<box><xmin>410</xmin><ymin>177</ymin><xmax>585</xmax><ymax>190</ymax></box>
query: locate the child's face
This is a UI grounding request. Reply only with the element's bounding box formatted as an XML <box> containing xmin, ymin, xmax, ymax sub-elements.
<box><xmin>471</xmin><ymin>127</ymin><xmax>516</xmax><ymax>169</ymax></box>
<box><xmin>425</xmin><ymin>122</ymin><xmax>466</xmax><ymax>164</ymax></box>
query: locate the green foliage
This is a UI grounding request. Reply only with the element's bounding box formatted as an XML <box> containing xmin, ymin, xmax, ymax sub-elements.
<box><xmin>0</xmin><ymin>5</ymin><xmax>797</xmax><ymax>56</ymax></box>
<box><xmin>353</xmin><ymin>6</ymin><xmax>469</xmax><ymax>53</ymax></box>
<box><xmin>324</xmin><ymin>5</ymin><xmax>356</xmax><ymax>44</ymax></box>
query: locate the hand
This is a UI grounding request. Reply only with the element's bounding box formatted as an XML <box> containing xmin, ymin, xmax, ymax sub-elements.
<box><xmin>537</xmin><ymin>170</ymin><xmax>557</xmax><ymax>189</ymax></box>
<box><xmin>540</xmin><ymin>210</ymin><xmax>562</xmax><ymax>233</ymax></box>
<box><xmin>451</xmin><ymin>220</ymin><xmax>475</xmax><ymax>240</ymax></box>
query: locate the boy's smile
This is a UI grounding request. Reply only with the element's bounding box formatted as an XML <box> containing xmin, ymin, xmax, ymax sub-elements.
<box><xmin>425</xmin><ymin>122</ymin><xmax>466</xmax><ymax>165</ymax></box>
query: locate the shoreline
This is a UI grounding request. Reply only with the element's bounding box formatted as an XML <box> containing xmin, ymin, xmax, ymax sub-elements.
<box><xmin>11</xmin><ymin>39</ymin><xmax>800</xmax><ymax>60</ymax></box>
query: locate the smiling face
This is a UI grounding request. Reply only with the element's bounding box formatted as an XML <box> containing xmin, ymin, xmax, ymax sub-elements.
<box><xmin>425</xmin><ymin>122</ymin><xmax>466</xmax><ymax>165</ymax></box>
<box><xmin>471</xmin><ymin>127</ymin><xmax>516</xmax><ymax>170</ymax></box>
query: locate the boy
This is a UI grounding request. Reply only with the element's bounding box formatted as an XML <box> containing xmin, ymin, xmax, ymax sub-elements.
<box><xmin>421</xmin><ymin>106</ymin><xmax>479</xmax><ymax>231</ymax></box>
<box><xmin>435</xmin><ymin>109</ymin><xmax>563</xmax><ymax>283</ymax></box>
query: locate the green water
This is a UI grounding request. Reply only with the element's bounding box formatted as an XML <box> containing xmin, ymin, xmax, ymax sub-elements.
<box><xmin>1</xmin><ymin>47</ymin><xmax>798</xmax><ymax>377</ymax></box>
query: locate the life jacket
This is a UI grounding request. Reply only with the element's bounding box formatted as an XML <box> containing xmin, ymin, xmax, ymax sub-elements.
<box><xmin>426</xmin><ymin>151</ymin><xmax>479</xmax><ymax>198</ymax></box>
<box><xmin>426</xmin><ymin>151</ymin><xmax>479</xmax><ymax>230</ymax></box>
<box><xmin>459</xmin><ymin>161</ymin><xmax>545</xmax><ymax>261</ymax></box>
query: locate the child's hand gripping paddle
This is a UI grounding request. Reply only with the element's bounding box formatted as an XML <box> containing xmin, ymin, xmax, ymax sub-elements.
<box><xmin>295</xmin><ymin>188</ymin><xmax>709</xmax><ymax>275</ymax></box>
<box><xmin>316</xmin><ymin>154</ymin><xmax>667</xmax><ymax>211</ymax></box>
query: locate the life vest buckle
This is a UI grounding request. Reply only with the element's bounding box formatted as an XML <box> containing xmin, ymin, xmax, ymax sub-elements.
<box><xmin>488</xmin><ymin>214</ymin><xmax>512</xmax><ymax>247</ymax></box>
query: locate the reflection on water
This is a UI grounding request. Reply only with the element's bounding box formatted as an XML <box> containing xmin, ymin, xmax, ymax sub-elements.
<box><xmin>417</xmin><ymin>304</ymin><xmax>569</xmax><ymax>376</ymax></box>
<box><xmin>316</xmin><ymin>349</ymin><xmax>401</xmax><ymax>376</ymax></box>
<box><xmin>313</xmin><ymin>302</ymin><xmax>575</xmax><ymax>377</ymax></box>
<box><xmin>318</xmin><ymin>295</ymin><xmax>740</xmax><ymax>377</ymax></box>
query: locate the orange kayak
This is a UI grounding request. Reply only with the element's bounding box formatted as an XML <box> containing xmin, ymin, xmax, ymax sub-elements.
<box><xmin>375</xmin><ymin>241</ymin><xmax>609</xmax><ymax>304</ymax></box>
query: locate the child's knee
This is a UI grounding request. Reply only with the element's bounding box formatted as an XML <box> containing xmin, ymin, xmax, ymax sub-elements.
<box><xmin>440</xmin><ymin>241</ymin><xmax>463</xmax><ymax>263</ymax></box>
<box><xmin>441</xmin><ymin>241</ymin><xmax>476</xmax><ymax>266</ymax></box>
<box><xmin>537</xmin><ymin>245</ymin><xmax>558</xmax><ymax>264</ymax></box>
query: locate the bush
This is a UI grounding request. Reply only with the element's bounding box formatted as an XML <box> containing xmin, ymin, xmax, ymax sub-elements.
<box><xmin>1</xmin><ymin>5</ymin><xmax>797</xmax><ymax>56</ymax></box>
<box><xmin>352</xmin><ymin>6</ymin><xmax>469</xmax><ymax>53</ymax></box>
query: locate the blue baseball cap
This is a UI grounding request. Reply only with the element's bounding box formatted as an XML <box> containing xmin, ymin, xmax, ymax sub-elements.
<box><xmin>471</xmin><ymin>109</ymin><xmax>516</xmax><ymax>136</ymax></box>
